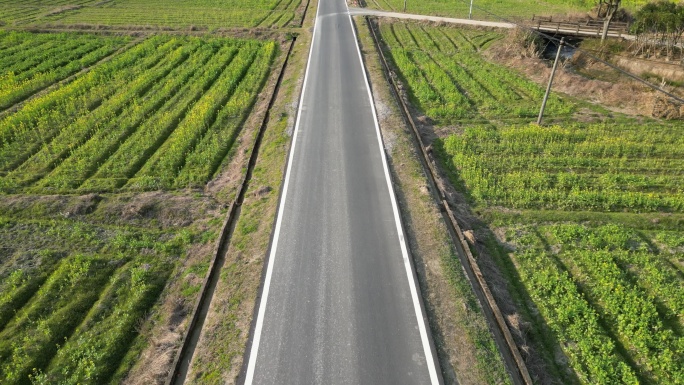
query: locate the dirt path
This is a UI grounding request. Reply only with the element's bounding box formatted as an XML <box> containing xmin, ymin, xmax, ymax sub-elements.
<box><xmin>347</xmin><ymin>7</ymin><xmax>515</xmax><ymax>29</ymax></box>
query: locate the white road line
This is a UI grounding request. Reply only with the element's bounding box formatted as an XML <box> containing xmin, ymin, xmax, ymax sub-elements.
<box><xmin>243</xmin><ymin>1</ymin><xmax>321</xmax><ymax>383</ymax></box>
<box><xmin>345</xmin><ymin>4</ymin><xmax>441</xmax><ymax>385</ymax></box>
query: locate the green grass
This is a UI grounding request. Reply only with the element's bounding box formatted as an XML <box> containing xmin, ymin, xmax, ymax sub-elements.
<box><xmin>0</xmin><ymin>33</ymin><xmax>277</xmax><ymax>194</ymax></box>
<box><xmin>0</xmin><ymin>0</ymin><xmax>303</xmax><ymax>29</ymax></box>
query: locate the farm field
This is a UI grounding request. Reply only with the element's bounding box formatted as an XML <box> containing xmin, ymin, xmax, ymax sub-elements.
<box><xmin>0</xmin><ymin>193</ymin><xmax>223</xmax><ymax>384</ymax></box>
<box><xmin>365</xmin><ymin>0</ymin><xmax>662</xmax><ymax>20</ymax></box>
<box><xmin>0</xmin><ymin>31</ymin><xmax>129</xmax><ymax>110</ymax></box>
<box><xmin>379</xmin><ymin>22</ymin><xmax>573</xmax><ymax>123</ymax></box>
<box><xmin>441</xmin><ymin>123</ymin><xmax>684</xmax><ymax>212</ymax></box>
<box><xmin>438</xmin><ymin>123</ymin><xmax>684</xmax><ymax>384</ymax></box>
<box><xmin>0</xmin><ymin>0</ymin><xmax>304</xmax><ymax>29</ymax></box>
<box><xmin>0</xmin><ymin>32</ymin><xmax>277</xmax><ymax>194</ymax></box>
<box><xmin>0</xmin><ymin>13</ymin><xmax>286</xmax><ymax>381</ymax></box>
<box><xmin>377</xmin><ymin>20</ymin><xmax>684</xmax><ymax>384</ymax></box>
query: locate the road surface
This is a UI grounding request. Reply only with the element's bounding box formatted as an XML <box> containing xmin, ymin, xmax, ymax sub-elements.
<box><xmin>243</xmin><ymin>0</ymin><xmax>441</xmax><ymax>384</ymax></box>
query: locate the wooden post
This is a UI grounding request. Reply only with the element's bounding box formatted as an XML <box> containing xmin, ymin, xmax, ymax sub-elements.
<box><xmin>403</xmin><ymin>0</ymin><xmax>406</xmax><ymax>12</ymax></box>
<box><xmin>469</xmin><ymin>0</ymin><xmax>474</xmax><ymax>20</ymax></box>
<box><xmin>538</xmin><ymin>38</ymin><xmax>564</xmax><ymax>125</ymax></box>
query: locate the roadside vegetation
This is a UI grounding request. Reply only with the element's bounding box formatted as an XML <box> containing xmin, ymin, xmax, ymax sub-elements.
<box><xmin>632</xmin><ymin>1</ymin><xmax>684</xmax><ymax>59</ymax></box>
<box><xmin>377</xmin><ymin>19</ymin><xmax>684</xmax><ymax>384</ymax></box>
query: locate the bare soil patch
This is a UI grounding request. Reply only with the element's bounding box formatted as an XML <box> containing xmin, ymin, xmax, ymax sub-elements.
<box><xmin>486</xmin><ymin>29</ymin><xmax>683</xmax><ymax>119</ymax></box>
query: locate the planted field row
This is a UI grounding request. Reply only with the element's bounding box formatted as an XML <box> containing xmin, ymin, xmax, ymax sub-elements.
<box><xmin>0</xmin><ymin>0</ymin><xmax>101</xmax><ymax>26</ymax></box>
<box><xmin>502</xmin><ymin>223</ymin><xmax>683</xmax><ymax>384</ymax></box>
<box><xmin>0</xmin><ymin>31</ymin><xmax>129</xmax><ymax>111</ymax></box>
<box><xmin>0</xmin><ymin>33</ymin><xmax>277</xmax><ymax>194</ymax></box>
<box><xmin>379</xmin><ymin>23</ymin><xmax>573</xmax><ymax>123</ymax></box>
<box><xmin>0</xmin><ymin>215</ymin><xmax>208</xmax><ymax>385</ymax></box>
<box><xmin>0</xmin><ymin>0</ymin><xmax>302</xmax><ymax>29</ymax></box>
<box><xmin>439</xmin><ymin>123</ymin><xmax>684</xmax><ymax>212</ymax></box>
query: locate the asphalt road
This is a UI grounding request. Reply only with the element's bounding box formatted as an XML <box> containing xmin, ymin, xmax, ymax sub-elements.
<box><xmin>244</xmin><ymin>0</ymin><xmax>441</xmax><ymax>383</ymax></box>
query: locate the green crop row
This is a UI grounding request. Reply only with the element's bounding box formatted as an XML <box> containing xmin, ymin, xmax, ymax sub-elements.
<box><xmin>440</xmin><ymin>123</ymin><xmax>684</xmax><ymax>212</ymax></box>
<box><xmin>1</xmin><ymin>38</ymin><xmax>188</xmax><ymax>190</ymax></box>
<box><xmin>30</xmin><ymin>260</ymin><xmax>170</xmax><ymax>384</ymax></box>
<box><xmin>380</xmin><ymin>23</ymin><xmax>572</xmax><ymax>122</ymax></box>
<box><xmin>511</xmin><ymin>231</ymin><xmax>639</xmax><ymax>384</ymax></box>
<box><xmin>0</xmin><ymin>215</ymin><xmax>205</xmax><ymax>385</ymax></box>
<box><xmin>0</xmin><ymin>33</ymin><xmax>128</xmax><ymax>110</ymax></box>
<box><xmin>80</xmin><ymin>44</ymin><xmax>242</xmax><ymax>192</ymax></box>
<box><xmin>0</xmin><ymin>254</ymin><xmax>116</xmax><ymax>383</ymax></box>
<box><xmin>128</xmin><ymin>41</ymin><xmax>265</xmax><ymax>189</ymax></box>
<box><xmin>21</xmin><ymin>43</ymin><xmax>190</xmax><ymax>172</ymax></box>
<box><xmin>0</xmin><ymin>34</ymin><xmax>276</xmax><ymax>194</ymax></box>
<box><xmin>35</xmin><ymin>39</ymin><xmax>210</xmax><ymax>191</ymax></box>
<box><xmin>561</xmin><ymin>247</ymin><xmax>682</xmax><ymax>383</ymax></box>
<box><xmin>551</xmin><ymin>223</ymin><xmax>683</xmax><ymax>332</ymax></box>
<box><xmin>0</xmin><ymin>33</ymin><xmax>58</xmax><ymax>64</ymax></box>
<box><xmin>0</xmin><ymin>0</ymin><xmax>302</xmax><ymax>29</ymax></box>
<box><xmin>0</xmin><ymin>35</ymin><xmax>178</xmax><ymax>166</ymax></box>
<box><xmin>175</xmin><ymin>41</ymin><xmax>277</xmax><ymax>188</ymax></box>
<box><xmin>504</xmin><ymin>224</ymin><xmax>684</xmax><ymax>384</ymax></box>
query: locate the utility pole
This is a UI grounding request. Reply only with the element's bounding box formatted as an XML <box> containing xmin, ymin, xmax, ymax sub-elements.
<box><xmin>469</xmin><ymin>0</ymin><xmax>474</xmax><ymax>20</ymax></box>
<box><xmin>537</xmin><ymin>38</ymin><xmax>564</xmax><ymax>125</ymax></box>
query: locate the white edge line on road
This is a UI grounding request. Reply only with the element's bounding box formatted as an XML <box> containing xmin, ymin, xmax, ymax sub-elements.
<box><xmin>345</xmin><ymin>5</ymin><xmax>440</xmax><ymax>385</ymax></box>
<box><xmin>243</xmin><ymin>1</ymin><xmax>321</xmax><ymax>383</ymax></box>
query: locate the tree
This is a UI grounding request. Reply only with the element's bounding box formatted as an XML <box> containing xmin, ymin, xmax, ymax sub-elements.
<box><xmin>598</xmin><ymin>0</ymin><xmax>622</xmax><ymax>41</ymax></box>
<box><xmin>632</xmin><ymin>1</ymin><xmax>684</xmax><ymax>60</ymax></box>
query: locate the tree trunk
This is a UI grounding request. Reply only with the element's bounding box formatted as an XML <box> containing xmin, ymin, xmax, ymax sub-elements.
<box><xmin>601</xmin><ymin>10</ymin><xmax>615</xmax><ymax>40</ymax></box>
<box><xmin>601</xmin><ymin>0</ymin><xmax>621</xmax><ymax>41</ymax></box>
